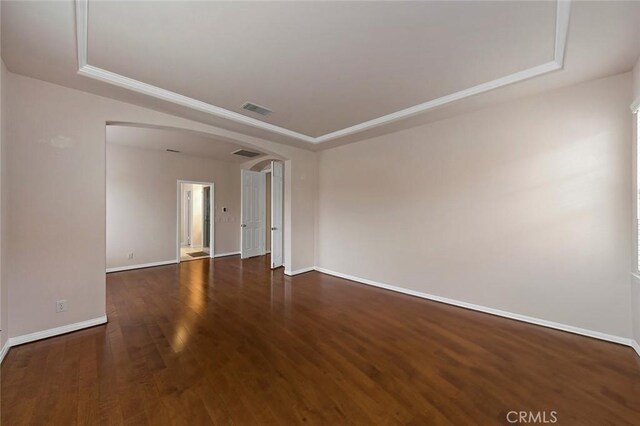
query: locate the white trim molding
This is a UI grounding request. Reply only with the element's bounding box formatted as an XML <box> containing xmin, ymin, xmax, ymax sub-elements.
<box><xmin>75</xmin><ymin>0</ymin><xmax>88</xmax><ymax>68</ymax></box>
<box><xmin>213</xmin><ymin>251</ymin><xmax>241</xmax><ymax>258</ymax></box>
<box><xmin>106</xmin><ymin>259</ymin><xmax>177</xmax><ymax>273</ymax></box>
<box><xmin>106</xmin><ymin>253</ymin><xmax>241</xmax><ymax>273</ymax></box>
<box><xmin>314</xmin><ymin>267</ymin><xmax>637</xmax><ymax>351</ymax></box>
<box><xmin>7</xmin><ymin>315</ymin><xmax>108</xmax><ymax>349</ymax></box>
<box><xmin>176</xmin><ymin>180</ymin><xmax>215</xmax><ymax>263</ymax></box>
<box><xmin>0</xmin><ymin>340</ymin><xmax>10</xmax><ymax>364</ymax></box>
<box><xmin>284</xmin><ymin>266</ymin><xmax>316</xmax><ymax>276</ymax></box>
<box><xmin>74</xmin><ymin>0</ymin><xmax>571</xmax><ymax>144</ymax></box>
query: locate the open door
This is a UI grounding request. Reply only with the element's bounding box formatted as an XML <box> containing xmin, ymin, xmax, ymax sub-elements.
<box><xmin>184</xmin><ymin>190</ymin><xmax>192</xmax><ymax>246</ymax></box>
<box><xmin>178</xmin><ymin>181</ymin><xmax>214</xmax><ymax>262</ymax></box>
<box><xmin>202</xmin><ymin>186</ymin><xmax>211</xmax><ymax>254</ymax></box>
<box><xmin>241</xmin><ymin>170</ymin><xmax>266</xmax><ymax>259</ymax></box>
<box><xmin>270</xmin><ymin>161</ymin><xmax>284</xmax><ymax>269</ymax></box>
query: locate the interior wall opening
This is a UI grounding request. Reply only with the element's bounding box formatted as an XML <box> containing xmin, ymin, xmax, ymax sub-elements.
<box><xmin>106</xmin><ymin>123</ymin><xmax>264</xmax><ymax>272</ymax></box>
<box><xmin>178</xmin><ymin>181</ymin><xmax>214</xmax><ymax>262</ymax></box>
<box><xmin>242</xmin><ymin>160</ymin><xmax>284</xmax><ymax>269</ymax></box>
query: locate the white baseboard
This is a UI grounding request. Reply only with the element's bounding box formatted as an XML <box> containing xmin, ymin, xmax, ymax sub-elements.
<box><xmin>106</xmin><ymin>253</ymin><xmax>242</xmax><ymax>272</ymax></box>
<box><xmin>213</xmin><ymin>251</ymin><xmax>241</xmax><ymax>258</ymax></box>
<box><xmin>0</xmin><ymin>315</ymin><xmax>108</xmax><ymax>363</ymax></box>
<box><xmin>8</xmin><ymin>315</ymin><xmax>108</xmax><ymax>347</ymax></box>
<box><xmin>106</xmin><ymin>260</ymin><xmax>177</xmax><ymax>273</ymax></box>
<box><xmin>284</xmin><ymin>266</ymin><xmax>316</xmax><ymax>276</ymax></box>
<box><xmin>631</xmin><ymin>96</ymin><xmax>640</xmax><ymax>114</ymax></box>
<box><xmin>1</xmin><ymin>269</ymin><xmax>635</xmax><ymax>363</ymax></box>
<box><xmin>0</xmin><ymin>339</ymin><xmax>10</xmax><ymax>364</ymax></box>
<box><xmin>314</xmin><ymin>267</ymin><xmax>637</xmax><ymax>350</ymax></box>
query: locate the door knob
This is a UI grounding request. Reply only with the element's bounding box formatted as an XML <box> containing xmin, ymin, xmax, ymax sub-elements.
<box><xmin>271</xmin><ymin>227</ymin><xmax>277</xmax><ymax>230</ymax></box>
<box><xmin>241</xmin><ymin>224</ymin><xmax>247</xmax><ymax>228</ymax></box>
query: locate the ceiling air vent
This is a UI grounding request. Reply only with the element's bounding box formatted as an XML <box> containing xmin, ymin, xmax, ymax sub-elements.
<box><xmin>166</xmin><ymin>149</ymin><xmax>181</xmax><ymax>153</ymax></box>
<box><xmin>232</xmin><ymin>149</ymin><xmax>262</xmax><ymax>158</ymax></box>
<box><xmin>241</xmin><ymin>102</ymin><xmax>272</xmax><ymax>116</ymax></box>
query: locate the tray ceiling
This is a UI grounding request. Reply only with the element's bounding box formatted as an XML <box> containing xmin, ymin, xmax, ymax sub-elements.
<box><xmin>77</xmin><ymin>0</ymin><xmax>567</xmax><ymax>144</ymax></box>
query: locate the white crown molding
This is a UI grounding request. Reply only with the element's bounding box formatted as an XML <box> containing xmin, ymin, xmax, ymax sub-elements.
<box><xmin>75</xmin><ymin>0</ymin><xmax>88</xmax><ymax>68</ymax></box>
<box><xmin>75</xmin><ymin>0</ymin><xmax>571</xmax><ymax>145</ymax></box>
<box><xmin>315</xmin><ymin>61</ymin><xmax>563</xmax><ymax>142</ymax></box>
<box><xmin>77</xmin><ymin>64</ymin><xmax>316</xmax><ymax>143</ymax></box>
<box><xmin>554</xmin><ymin>0</ymin><xmax>572</xmax><ymax>67</ymax></box>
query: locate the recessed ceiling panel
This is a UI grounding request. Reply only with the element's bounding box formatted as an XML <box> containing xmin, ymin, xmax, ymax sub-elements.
<box><xmin>88</xmin><ymin>1</ymin><xmax>556</xmax><ymax>137</ymax></box>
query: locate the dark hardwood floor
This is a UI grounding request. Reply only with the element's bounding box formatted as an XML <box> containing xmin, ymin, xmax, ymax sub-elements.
<box><xmin>2</xmin><ymin>255</ymin><xmax>640</xmax><ymax>425</ymax></box>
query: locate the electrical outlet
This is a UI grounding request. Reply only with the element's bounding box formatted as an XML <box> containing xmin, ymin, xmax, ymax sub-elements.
<box><xmin>128</xmin><ymin>253</ymin><xmax>134</xmax><ymax>259</ymax></box>
<box><xmin>56</xmin><ymin>300</ymin><xmax>67</xmax><ymax>313</ymax></box>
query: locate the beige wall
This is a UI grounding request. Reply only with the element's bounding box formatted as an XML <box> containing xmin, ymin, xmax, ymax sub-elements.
<box><xmin>6</xmin><ymin>74</ymin><xmax>107</xmax><ymax>337</ymax></box>
<box><xmin>632</xmin><ymin>57</ymin><xmax>640</xmax><ymax>348</ymax></box>
<box><xmin>290</xmin><ymin>159</ymin><xmax>317</xmax><ymax>273</ymax></box>
<box><xmin>0</xmin><ymin>6</ymin><xmax>7</xmax><ymax>350</ymax></box>
<box><xmin>317</xmin><ymin>73</ymin><xmax>634</xmax><ymax>339</ymax></box>
<box><xmin>633</xmin><ymin>56</ymin><xmax>640</xmax><ymax>104</ymax></box>
<box><xmin>0</xmin><ymin>57</ymin><xmax>7</xmax><ymax>350</ymax></box>
<box><xmin>632</xmin><ymin>273</ymin><xmax>640</xmax><ymax>347</ymax></box>
<box><xmin>6</xmin><ymin>52</ymin><xmax>633</xmax><ymax>350</ymax></box>
<box><xmin>107</xmin><ymin>143</ymin><xmax>240</xmax><ymax>269</ymax></box>
<box><xmin>4</xmin><ymin>71</ymin><xmax>317</xmax><ymax>339</ymax></box>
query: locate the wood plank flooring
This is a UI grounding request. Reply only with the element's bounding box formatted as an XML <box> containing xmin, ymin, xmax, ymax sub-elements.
<box><xmin>2</xmin><ymin>255</ymin><xmax>640</xmax><ymax>425</ymax></box>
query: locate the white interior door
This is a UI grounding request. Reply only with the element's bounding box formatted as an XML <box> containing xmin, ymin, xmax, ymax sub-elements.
<box><xmin>270</xmin><ymin>161</ymin><xmax>284</xmax><ymax>268</ymax></box>
<box><xmin>184</xmin><ymin>189</ymin><xmax>192</xmax><ymax>246</ymax></box>
<box><xmin>241</xmin><ymin>170</ymin><xmax>266</xmax><ymax>259</ymax></box>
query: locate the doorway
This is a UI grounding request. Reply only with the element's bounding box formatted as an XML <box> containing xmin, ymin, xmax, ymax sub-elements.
<box><xmin>178</xmin><ymin>181</ymin><xmax>214</xmax><ymax>262</ymax></box>
<box><xmin>241</xmin><ymin>161</ymin><xmax>283</xmax><ymax>268</ymax></box>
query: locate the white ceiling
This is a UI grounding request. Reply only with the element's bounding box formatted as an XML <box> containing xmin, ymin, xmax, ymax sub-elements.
<box><xmin>88</xmin><ymin>1</ymin><xmax>555</xmax><ymax>138</ymax></box>
<box><xmin>2</xmin><ymin>1</ymin><xmax>640</xmax><ymax>150</ymax></box>
<box><xmin>106</xmin><ymin>125</ymin><xmax>264</xmax><ymax>163</ymax></box>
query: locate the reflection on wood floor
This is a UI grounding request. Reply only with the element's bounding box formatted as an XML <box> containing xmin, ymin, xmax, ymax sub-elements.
<box><xmin>180</xmin><ymin>246</ymin><xmax>209</xmax><ymax>261</ymax></box>
<box><xmin>2</xmin><ymin>255</ymin><xmax>640</xmax><ymax>425</ymax></box>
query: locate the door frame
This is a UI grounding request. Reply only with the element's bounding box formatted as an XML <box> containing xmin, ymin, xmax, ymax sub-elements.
<box><xmin>176</xmin><ymin>180</ymin><xmax>215</xmax><ymax>263</ymax></box>
<box><xmin>240</xmin><ymin>161</ymin><xmax>284</xmax><ymax>268</ymax></box>
<box><xmin>263</xmin><ymin>169</ymin><xmax>271</xmax><ymax>254</ymax></box>
<box><xmin>240</xmin><ymin>170</ymin><xmax>266</xmax><ymax>259</ymax></box>
<box><xmin>183</xmin><ymin>189</ymin><xmax>192</xmax><ymax>247</ymax></box>
<box><xmin>269</xmin><ymin>161</ymin><xmax>284</xmax><ymax>269</ymax></box>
